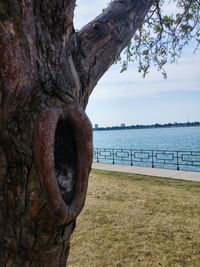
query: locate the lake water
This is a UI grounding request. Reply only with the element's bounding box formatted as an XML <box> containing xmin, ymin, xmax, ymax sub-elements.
<box><xmin>93</xmin><ymin>126</ymin><xmax>200</xmax><ymax>150</ymax></box>
<box><xmin>93</xmin><ymin>126</ymin><xmax>200</xmax><ymax>171</ymax></box>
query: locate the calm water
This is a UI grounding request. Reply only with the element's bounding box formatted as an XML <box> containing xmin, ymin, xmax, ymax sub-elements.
<box><xmin>93</xmin><ymin>126</ymin><xmax>200</xmax><ymax>151</ymax></box>
<box><xmin>93</xmin><ymin>127</ymin><xmax>200</xmax><ymax>171</ymax></box>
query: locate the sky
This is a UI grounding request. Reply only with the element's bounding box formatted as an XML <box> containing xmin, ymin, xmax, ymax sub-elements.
<box><xmin>74</xmin><ymin>0</ymin><xmax>200</xmax><ymax>127</ymax></box>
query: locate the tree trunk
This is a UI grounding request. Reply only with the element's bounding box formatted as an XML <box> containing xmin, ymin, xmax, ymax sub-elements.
<box><xmin>0</xmin><ymin>1</ymin><xmax>93</xmax><ymax>266</ymax></box>
<box><xmin>0</xmin><ymin>0</ymin><xmax>154</xmax><ymax>266</ymax></box>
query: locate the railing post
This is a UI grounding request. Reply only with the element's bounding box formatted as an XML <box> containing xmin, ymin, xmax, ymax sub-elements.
<box><xmin>152</xmin><ymin>150</ymin><xmax>154</xmax><ymax>168</ymax></box>
<box><xmin>97</xmin><ymin>148</ymin><xmax>99</xmax><ymax>163</ymax></box>
<box><xmin>131</xmin><ymin>149</ymin><xmax>133</xmax><ymax>166</ymax></box>
<box><xmin>112</xmin><ymin>149</ymin><xmax>115</xmax><ymax>164</ymax></box>
<box><xmin>177</xmin><ymin>151</ymin><xmax>179</xmax><ymax>170</ymax></box>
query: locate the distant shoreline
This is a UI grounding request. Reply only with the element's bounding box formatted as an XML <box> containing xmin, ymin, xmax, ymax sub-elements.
<box><xmin>93</xmin><ymin>122</ymin><xmax>200</xmax><ymax>131</ymax></box>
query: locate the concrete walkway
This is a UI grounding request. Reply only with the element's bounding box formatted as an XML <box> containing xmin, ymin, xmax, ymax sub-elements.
<box><xmin>92</xmin><ymin>163</ymin><xmax>200</xmax><ymax>182</ymax></box>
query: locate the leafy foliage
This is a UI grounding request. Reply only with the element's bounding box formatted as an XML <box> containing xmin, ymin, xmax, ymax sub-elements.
<box><xmin>119</xmin><ymin>0</ymin><xmax>200</xmax><ymax>78</ymax></box>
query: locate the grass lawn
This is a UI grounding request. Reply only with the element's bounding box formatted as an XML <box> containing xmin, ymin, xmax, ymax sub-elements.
<box><xmin>68</xmin><ymin>170</ymin><xmax>200</xmax><ymax>267</ymax></box>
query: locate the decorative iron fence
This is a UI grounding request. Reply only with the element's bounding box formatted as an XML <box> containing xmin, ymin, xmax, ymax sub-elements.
<box><xmin>93</xmin><ymin>148</ymin><xmax>200</xmax><ymax>172</ymax></box>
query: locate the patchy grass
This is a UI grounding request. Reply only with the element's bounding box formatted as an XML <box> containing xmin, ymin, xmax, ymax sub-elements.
<box><xmin>68</xmin><ymin>170</ymin><xmax>200</xmax><ymax>267</ymax></box>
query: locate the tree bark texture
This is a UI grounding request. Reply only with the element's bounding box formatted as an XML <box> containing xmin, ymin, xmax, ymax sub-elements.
<box><xmin>0</xmin><ymin>0</ymin><xmax>154</xmax><ymax>266</ymax></box>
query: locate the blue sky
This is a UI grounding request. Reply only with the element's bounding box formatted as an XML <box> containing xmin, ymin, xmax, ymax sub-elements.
<box><xmin>74</xmin><ymin>1</ymin><xmax>200</xmax><ymax>127</ymax></box>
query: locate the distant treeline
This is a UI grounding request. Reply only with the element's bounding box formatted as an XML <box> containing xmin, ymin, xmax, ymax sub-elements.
<box><xmin>93</xmin><ymin>121</ymin><xmax>200</xmax><ymax>131</ymax></box>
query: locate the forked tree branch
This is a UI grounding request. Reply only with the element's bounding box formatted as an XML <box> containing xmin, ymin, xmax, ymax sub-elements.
<box><xmin>1</xmin><ymin>0</ymin><xmax>155</xmax><ymax>106</ymax></box>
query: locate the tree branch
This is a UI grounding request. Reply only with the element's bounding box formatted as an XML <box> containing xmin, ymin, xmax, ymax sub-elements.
<box><xmin>75</xmin><ymin>0</ymin><xmax>155</xmax><ymax>105</ymax></box>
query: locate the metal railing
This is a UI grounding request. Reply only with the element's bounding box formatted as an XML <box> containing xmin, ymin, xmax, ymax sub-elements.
<box><xmin>93</xmin><ymin>148</ymin><xmax>200</xmax><ymax>172</ymax></box>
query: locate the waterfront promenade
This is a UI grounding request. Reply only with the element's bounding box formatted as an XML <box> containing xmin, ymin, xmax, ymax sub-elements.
<box><xmin>92</xmin><ymin>163</ymin><xmax>200</xmax><ymax>182</ymax></box>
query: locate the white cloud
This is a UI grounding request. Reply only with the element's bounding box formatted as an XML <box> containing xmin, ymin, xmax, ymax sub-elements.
<box><xmin>89</xmin><ymin>51</ymin><xmax>200</xmax><ymax>100</ymax></box>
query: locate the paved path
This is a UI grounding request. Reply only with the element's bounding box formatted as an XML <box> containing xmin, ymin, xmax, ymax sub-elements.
<box><xmin>92</xmin><ymin>163</ymin><xmax>200</xmax><ymax>182</ymax></box>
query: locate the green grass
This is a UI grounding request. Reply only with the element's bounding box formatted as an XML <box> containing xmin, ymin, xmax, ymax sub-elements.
<box><xmin>68</xmin><ymin>170</ymin><xmax>200</xmax><ymax>267</ymax></box>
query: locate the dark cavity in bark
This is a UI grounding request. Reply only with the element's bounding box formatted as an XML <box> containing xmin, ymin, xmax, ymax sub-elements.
<box><xmin>54</xmin><ymin>119</ymin><xmax>77</xmax><ymax>205</ymax></box>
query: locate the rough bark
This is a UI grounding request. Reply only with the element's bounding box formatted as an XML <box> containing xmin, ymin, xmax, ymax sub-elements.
<box><xmin>0</xmin><ymin>0</ymin><xmax>154</xmax><ymax>266</ymax></box>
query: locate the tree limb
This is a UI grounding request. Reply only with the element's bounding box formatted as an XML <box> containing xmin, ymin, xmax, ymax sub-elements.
<box><xmin>75</xmin><ymin>0</ymin><xmax>155</xmax><ymax>105</ymax></box>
